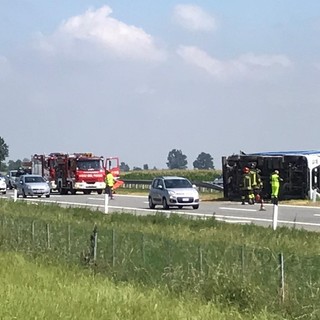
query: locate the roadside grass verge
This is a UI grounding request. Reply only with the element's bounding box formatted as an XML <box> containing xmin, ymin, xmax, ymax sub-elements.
<box><xmin>0</xmin><ymin>251</ymin><xmax>283</xmax><ymax>320</ymax></box>
<box><xmin>1</xmin><ymin>200</ymin><xmax>320</xmax><ymax>319</ymax></box>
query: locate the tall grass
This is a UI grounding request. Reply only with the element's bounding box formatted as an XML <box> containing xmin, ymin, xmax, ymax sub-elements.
<box><xmin>1</xmin><ymin>200</ymin><xmax>320</xmax><ymax>319</ymax></box>
<box><xmin>1</xmin><ymin>252</ymin><xmax>286</xmax><ymax>320</ymax></box>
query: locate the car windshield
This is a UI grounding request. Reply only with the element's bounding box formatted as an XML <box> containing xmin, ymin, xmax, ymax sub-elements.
<box><xmin>25</xmin><ymin>176</ymin><xmax>45</xmax><ymax>183</ymax></box>
<box><xmin>164</xmin><ymin>179</ymin><xmax>192</xmax><ymax>189</ymax></box>
<box><xmin>77</xmin><ymin>160</ymin><xmax>102</xmax><ymax>170</ymax></box>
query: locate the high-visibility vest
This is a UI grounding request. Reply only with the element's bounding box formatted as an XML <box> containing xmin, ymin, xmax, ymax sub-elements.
<box><xmin>241</xmin><ymin>173</ymin><xmax>252</xmax><ymax>190</ymax></box>
<box><xmin>250</xmin><ymin>170</ymin><xmax>262</xmax><ymax>188</ymax></box>
<box><xmin>270</xmin><ymin>173</ymin><xmax>280</xmax><ymax>187</ymax></box>
<box><xmin>106</xmin><ymin>173</ymin><xmax>114</xmax><ymax>187</ymax></box>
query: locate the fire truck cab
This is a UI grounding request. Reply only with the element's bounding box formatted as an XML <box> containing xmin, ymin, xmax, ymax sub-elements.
<box><xmin>54</xmin><ymin>153</ymin><xmax>106</xmax><ymax>195</ymax></box>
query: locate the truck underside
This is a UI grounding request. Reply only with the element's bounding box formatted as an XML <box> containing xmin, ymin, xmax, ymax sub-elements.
<box><xmin>222</xmin><ymin>153</ymin><xmax>319</xmax><ymax>201</ymax></box>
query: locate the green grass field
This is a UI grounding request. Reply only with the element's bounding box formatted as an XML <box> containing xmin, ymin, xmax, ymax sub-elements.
<box><xmin>1</xmin><ymin>200</ymin><xmax>320</xmax><ymax>319</ymax></box>
<box><xmin>1</xmin><ymin>252</ymin><xmax>284</xmax><ymax>320</ymax></box>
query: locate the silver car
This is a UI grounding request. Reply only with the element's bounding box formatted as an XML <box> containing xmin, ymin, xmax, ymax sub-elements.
<box><xmin>16</xmin><ymin>174</ymin><xmax>50</xmax><ymax>198</ymax></box>
<box><xmin>148</xmin><ymin>176</ymin><xmax>199</xmax><ymax>210</ymax></box>
<box><xmin>7</xmin><ymin>170</ymin><xmax>18</xmax><ymax>189</ymax></box>
<box><xmin>0</xmin><ymin>175</ymin><xmax>7</xmax><ymax>194</ymax></box>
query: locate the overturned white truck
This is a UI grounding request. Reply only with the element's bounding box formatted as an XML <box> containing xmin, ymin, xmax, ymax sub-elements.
<box><xmin>222</xmin><ymin>150</ymin><xmax>320</xmax><ymax>201</ymax></box>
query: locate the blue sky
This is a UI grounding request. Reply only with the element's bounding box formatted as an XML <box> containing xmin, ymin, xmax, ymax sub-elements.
<box><xmin>1</xmin><ymin>1</ymin><xmax>320</xmax><ymax>169</ymax></box>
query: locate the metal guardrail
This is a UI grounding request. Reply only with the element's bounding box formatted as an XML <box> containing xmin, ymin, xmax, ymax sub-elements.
<box><xmin>121</xmin><ymin>179</ymin><xmax>223</xmax><ymax>192</ymax></box>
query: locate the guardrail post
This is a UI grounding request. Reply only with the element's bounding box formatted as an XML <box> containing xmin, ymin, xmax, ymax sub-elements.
<box><xmin>272</xmin><ymin>204</ymin><xmax>279</xmax><ymax>230</ymax></box>
<box><xmin>104</xmin><ymin>192</ymin><xmax>109</xmax><ymax>214</ymax></box>
<box><xmin>312</xmin><ymin>189</ymin><xmax>317</xmax><ymax>202</ymax></box>
<box><xmin>13</xmin><ymin>189</ymin><xmax>17</xmax><ymax>202</ymax></box>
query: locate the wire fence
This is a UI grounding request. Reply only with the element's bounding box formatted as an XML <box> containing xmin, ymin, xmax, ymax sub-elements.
<box><xmin>1</xmin><ymin>214</ymin><xmax>320</xmax><ymax>313</ymax></box>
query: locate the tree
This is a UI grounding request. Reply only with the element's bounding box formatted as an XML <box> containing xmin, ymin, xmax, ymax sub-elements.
<box><xmin>166</xmin><ymin>149</ymin><xmax>188</xmax><ymax>169</ymax></box>
<box><xmin>193</xmin><ymin>152</ymin><xmax>215</xmax><ymax>170</ymax></box>
<box><xmin>143</xmin><ymin>164</ymin><xmax>149</xmax><ymax>170</ymax></box>
<box><xmin>0</xmin><ymin>137</ymin><xmax>9</xmax><ymax>172</ymax></box>
<box><xmin>120</xmin><ymin>162</ymin><xmax>130</xmax><ymax>172</ymax></box>
<box><xmin>8</xmin><ymin>159</ymin><xmax>22</xmax><ymax>171</ymax></box>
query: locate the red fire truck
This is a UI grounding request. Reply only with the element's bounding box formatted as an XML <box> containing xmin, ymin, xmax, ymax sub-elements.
<box><xmin>54</xmin><ymin>153</ymin><xmax>106</xmax><ymax>195</ymax></box>
<box><xmin>32</xmin><ymin>153</ymin><xmax>59</xmax><ymax>191</ymax></box>
<box><xmin>32</xmin><ymin>153</ymin><xmax>123</xmax><ymax>194</ymax></box>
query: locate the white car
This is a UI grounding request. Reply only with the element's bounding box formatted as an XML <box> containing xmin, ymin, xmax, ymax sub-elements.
<box><xmin>0</xmin><ymin>175</ymin><xmax>7</xmax><ymax>194</ymax></box>
<box><xmin>148</xmin><ymin>176</ymin><xmax>200</xmax><ymax>210</ymax></box>
<box><xmin>16</xmin><ymin>174</ymin><xmax>50</xmax><ymax>198</ymax></box>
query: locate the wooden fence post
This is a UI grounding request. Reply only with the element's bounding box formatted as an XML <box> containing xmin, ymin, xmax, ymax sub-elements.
<box><xmin>279</xmin><ymin>253</ymin><xmax>285</xmax><ymax>303</ymax></box>
<box><xmin>46</xmin><ymin>223</ymin><xmax>50</xmax><ymax>249</ymax></box>
<box><xmin>198</xmin><ymin>246</ymin><xmax>203</xmax><ymax>274</ymax></box>
<box><xmin>112</xmin><ymin>229</ymin><xmax>116</xmax><ymax>267</ymax></box>
<box><xmin>90</xmin><ymin>225</ymin><xmax>98</xmax><ymax>262</ymax></box>
<box><xmin>68</xmin><ymin>224</ymin><xmax>71</xmax><ymax>253</ymax></box>
<box><xmin>31</xmin><ymin>221</ymin><xmax>35</xmax><ymax>244</ymax></box>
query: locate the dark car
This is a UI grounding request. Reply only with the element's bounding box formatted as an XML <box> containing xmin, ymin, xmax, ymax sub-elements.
<box><xmin>148</xmin><ymin>176</ymin><xmax>199</xmax><ymax>210</ymax></box>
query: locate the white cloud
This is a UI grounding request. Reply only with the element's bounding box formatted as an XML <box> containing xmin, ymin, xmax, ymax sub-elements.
<box><xmin>37</xmin><ymin>6</ymin><xmax>166</xmax><ymax>61</ymax></box>
<box><xmin>177</xmin><ymin>46</ymin><xmax>292</xmax><ymax>79</ymax></box>
<box><xmin>173</xmin><ymin>4</ymin><xmax>216</xmax><ymax>32</ymax></box>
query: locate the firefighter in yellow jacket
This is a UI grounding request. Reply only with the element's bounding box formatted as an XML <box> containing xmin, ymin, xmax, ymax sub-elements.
<box><xmin>240</xmin><ymin>167</ymin><xmax>255</xmax><ymax>205</ymax></box>
<box><xmin>249</xmin><ymin>162</ymin><xmax>263</xmax><ymax>203</ymax></box>
<box><xmin>105</xmin><ymin>170</ymin><xmax>115</xmax><ymax>199</ymax></box>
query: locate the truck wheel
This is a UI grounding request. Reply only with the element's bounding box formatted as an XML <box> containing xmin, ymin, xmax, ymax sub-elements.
<box><xmin>97</xmin><ymin>190</ymin><xmax>102</xmax><ymax>195</ymax></box>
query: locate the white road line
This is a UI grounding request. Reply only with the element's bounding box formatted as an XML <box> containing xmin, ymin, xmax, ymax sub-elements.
<box><xmin>6</xmin><ymin>197</ymin><xmax>320</xmax><ymax>228</ymax></box>
<box><xmin>219</xmin><ymin>206</ymin><xmax>257</xmax><ymax>212</ymax></box>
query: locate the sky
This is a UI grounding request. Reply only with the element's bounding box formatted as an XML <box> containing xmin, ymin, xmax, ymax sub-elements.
<box><xmin>1</xmin><ymin>1</ymin><xmax>320</xmax><ymax>169</ymax></box>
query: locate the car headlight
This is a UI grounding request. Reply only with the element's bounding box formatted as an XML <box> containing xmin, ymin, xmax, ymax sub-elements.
<box><xmin>168</xmin><ymin>190</ymin><xmax>176</xmax><ymax>196</ymax></box>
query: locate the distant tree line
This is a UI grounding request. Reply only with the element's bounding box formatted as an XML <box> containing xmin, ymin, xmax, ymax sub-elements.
<box><xmin>120</xmin><ymin>149</ymin><xmax>215</xmax><ymax>171</ymax></box>
<box><xmin>0</xmin><ymin>136</ymin><xmax>215</xmax><ymax>172</ymax></box>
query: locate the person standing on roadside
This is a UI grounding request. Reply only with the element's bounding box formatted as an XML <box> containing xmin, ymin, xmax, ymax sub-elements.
<box><xmin>270</xmin><ymin>170</ymin><xmax>283</xmax><ymax>205</ymax></box>
<box><xmin>105</xmin><ymin>170</ymin><xmax>115</xmax><ymax>199</ymax></box>
<box><xmin>240</xmin><ymin>167</ymin><xmax>255</xmax><ymax>205</ymax></box>
<box><xmin>249</xmin><ymin>162</ymin><xmax>263</xmax><ymax>204</ymax></box>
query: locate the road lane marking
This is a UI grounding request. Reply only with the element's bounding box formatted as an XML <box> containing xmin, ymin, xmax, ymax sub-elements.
<box><xmin>6</xmin><ymin>197</ymin><xmax>320</xmax><ymax>228</ymax></box>
<box><xmin>219</xmin><ymin>207</ymin><xmax>257</xmax><ymax>212</ymax></box>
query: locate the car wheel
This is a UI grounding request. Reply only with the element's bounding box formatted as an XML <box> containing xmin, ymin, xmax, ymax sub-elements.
<box><xmin>2</xmin><ymin>191</ymin><xmax>6</xmax><ymax>195</ymax></box>
<box><xmin>22</xmin><ymin>190</ymin><xmax>27</xmax><ymax>198</ymax></box>
<box><xmin>192</xmin><ymin>205</ymin><xmax>199</xmax><ymax>209</ymax></box>
<box><xmin>97</xmin><ymin>190</ymin><xmax>102</xmax><ymax>195</ymax></box>
<box><xmin>178</xmin><ymin>205</ymin><xmax>183</xmax><ymax>209</ymax></box>
<box><xmin>162</xmin><ymin>197</ymin><xmax>169</xmax><ymax>210</ymax></box>
<box><xmin>46</xmin><ymin>195</ymin><xmax>50</xmax><ymax>198</ymax></box>
<box><xmin>148</xmin><ymin>197</ymin><xmax>155</xmax><ymax>209</ymax></box>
